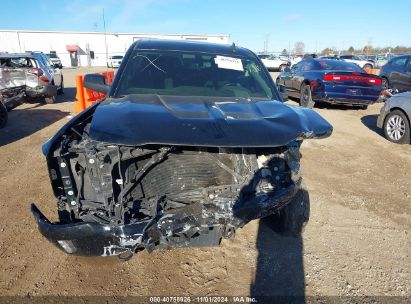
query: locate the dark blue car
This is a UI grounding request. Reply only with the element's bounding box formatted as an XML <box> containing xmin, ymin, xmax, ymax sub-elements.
<box><xmin>277</xmin><ymin>59</ymin><xmax>383</xmax><ymax>109</ymax></box>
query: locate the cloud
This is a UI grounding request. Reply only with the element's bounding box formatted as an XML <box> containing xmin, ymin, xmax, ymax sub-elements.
<box><xmin>284</xmin><ymin>14</ymin><xmax>302</xmax><ymax>22</ymax></box>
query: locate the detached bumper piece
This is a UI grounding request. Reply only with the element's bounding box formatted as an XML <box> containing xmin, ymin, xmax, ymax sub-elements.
<box><xmin>31</xmin><ymin>182</ymin><xmax>300</xmax><ymax>257</ymax></box>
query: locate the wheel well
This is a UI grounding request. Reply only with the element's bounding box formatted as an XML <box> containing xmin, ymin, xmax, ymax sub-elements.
<box><xmin>387</xmin><ymin>108</ymin><xmax>411</xmax><ymax>140</ymax></box>
<box><xmin>300</xmin><ymin>80</ymin><xmax>310</xmax><ymax>90</ymax></box>
<box><xmin>390</xmin><ymin>107</ymin><xmax>410</xmax><ymax>126</ymax></box>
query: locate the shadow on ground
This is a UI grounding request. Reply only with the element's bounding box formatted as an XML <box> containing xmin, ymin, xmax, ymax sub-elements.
<box><xmin>0</xmin><ymin>88</ymin><xmax>75</xmax><ymax>147</ymax></box>
<box><xmin>250</xmin><ymin>191</ymin><xmax>307</xmax><ymax>304</ymax></box>
<box><xmin>0</xmin><ymin>106</ymin><xmax>69</xmax><ymax>147</ymax></box>
<box><xmin>361</xmin><ymin>114</ymin><xmax>384</xmax><ymax>137</ymax></box>
<box><xmin>57</xmin><ymin>87</ymin><xmax>76</xmax><ymax>103</ymax></box>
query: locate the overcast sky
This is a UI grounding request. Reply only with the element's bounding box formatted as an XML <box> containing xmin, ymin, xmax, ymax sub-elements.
<box><xmin>1</xmin><ymin>0</ymin><xmax>410</xmax><ymax>53</ymax></box>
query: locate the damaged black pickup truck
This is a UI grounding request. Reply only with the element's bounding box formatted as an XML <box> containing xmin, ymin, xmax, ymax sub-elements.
<box><xmin>31</xmin><ymin>40</ymin><xmax>332</xmax><ymax>260</ymax></box>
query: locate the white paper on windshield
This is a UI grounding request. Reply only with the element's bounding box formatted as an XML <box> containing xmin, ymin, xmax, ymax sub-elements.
<box><xmin>214</xmin><ymin>55</ymin><xmax>244</xmax><ymax>71</ymax></box>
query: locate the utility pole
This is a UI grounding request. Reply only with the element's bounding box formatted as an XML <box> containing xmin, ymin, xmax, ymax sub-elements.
<box><xmin>103</xmin><ymin>8</ymin><xmax>108</xmax><ymax>69</ymax></box>
<box><xmin>16</xmin><ymin>31</ymin><xmax>21</xmax><ymax>52</ymax></box>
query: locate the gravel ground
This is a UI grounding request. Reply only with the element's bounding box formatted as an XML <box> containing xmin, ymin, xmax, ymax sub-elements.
<box><xmin>0</xmin><ymin>68</ymin><xmax>409</xmax><ymax>301</ymax></box>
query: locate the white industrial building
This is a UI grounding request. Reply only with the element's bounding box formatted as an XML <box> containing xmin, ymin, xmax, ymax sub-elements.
<box><xmin>0</xmin><ymin>30</ymin><xmax>229</xmax><ymax>67</ymax></box>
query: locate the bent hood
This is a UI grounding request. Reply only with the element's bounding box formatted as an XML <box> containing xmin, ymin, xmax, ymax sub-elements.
<box><xmin>88</xmin><ymin>95</ymin><xmax>333</xmax><ymax>147</ymax></box>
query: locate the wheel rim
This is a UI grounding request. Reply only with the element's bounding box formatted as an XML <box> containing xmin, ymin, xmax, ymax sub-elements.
<box><xmin>301</xmin><ymin>87</ymin><xmax>310</xmax><ymax>105</ymax></box>
<box><xmin>386</xmin><ymin>115</ymin><xmax>406</xmax><ymax>141</ymax></box>
<box><xmin>382</xmin><ymin>79</ymin><xmax>389</xmax><ymax>90</ymax></box>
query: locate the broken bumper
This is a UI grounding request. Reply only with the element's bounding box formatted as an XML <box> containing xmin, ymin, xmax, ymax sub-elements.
<box><xmin>31</xmin><ymin>182</ymin><xmax>301</xmax><ymax>257</ymax></box>
<box><xmin>26</xmin><ymin>84</ymin><xmax>57</xmax><ymax>98</ymax></box>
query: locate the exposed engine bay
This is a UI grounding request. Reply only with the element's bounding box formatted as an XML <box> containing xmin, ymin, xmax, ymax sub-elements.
<box><xmin>36</xmin><ymin>115</ymin><xmax>303</xmax><ymax>257</ymax></box>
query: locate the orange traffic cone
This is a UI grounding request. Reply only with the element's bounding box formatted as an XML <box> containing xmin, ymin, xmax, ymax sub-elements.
<box><xmin>73</xmin><ymin>75</ymin><xmax>86</xmax><ymax>114</ymax></box>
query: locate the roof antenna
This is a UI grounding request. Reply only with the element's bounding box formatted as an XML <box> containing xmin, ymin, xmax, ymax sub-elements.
<box><xmin>231</xmin><ymin>42</ymin><xmax>237</xmax><ymax>52</ymax></box>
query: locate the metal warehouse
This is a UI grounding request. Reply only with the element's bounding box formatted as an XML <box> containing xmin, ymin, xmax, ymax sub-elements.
<box><xmin>0</xmin><ymin>30</ymin><xmax>229</xmax><ymax>67</ymax></box>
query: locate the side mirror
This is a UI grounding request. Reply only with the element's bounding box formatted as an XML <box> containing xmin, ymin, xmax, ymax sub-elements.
<box><xmin>278</xmin><ymin>84</ymin><xmax>288</xmax><ymax>101</ymax></box>
<box><xmin>84</xmin><ymin>73</ymin><xmax>110</xmax><ymax>94</ymax></box>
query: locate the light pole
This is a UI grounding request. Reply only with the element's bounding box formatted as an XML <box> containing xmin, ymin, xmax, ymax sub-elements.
<box><xmin>103</xmin><ymin>8</ymin><xmax>108</xmax><ymax>69</ymax></box>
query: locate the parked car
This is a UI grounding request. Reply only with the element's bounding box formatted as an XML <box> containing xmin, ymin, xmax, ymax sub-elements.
<box><xmin>358</xmin><ymin>55</ymin><xmax>376</xmax><ymax>64</ymax></box>
<box><xmin>276</xmin><ymin>58</ymin><xmax>382</xmax><ymax>109</ymax></box>
<box><xmin>375</xmin><ymin>53</ymin><xmax>389</xmax><ymax>68</ymax></box>
<box><xmin>318</xmin><ymin>56</ymin><xmax>342</xmax><ymax>60</ymax></box>
<box><xmin>107</xmin><ymin>55</ymin><xmax>124</xmax><ymax>68</ymax></box>
<box><xmin>0</xmin><ymin>52</ymin><xmax>63</xmax><ymax>104</ymax></box>
<box><xmin>0</xmin><ymin>58</ymin><xmax>27</xmax><ymax>110</ymax></box>
<box><xmin>46</xmin><ymin>53</ymin><xmax>63</xmax><ymax>69</ymax></box>
<box><xmin>379</xmin><ymin>54</ymin><xmax>411</xmax><ymax>91</ymax></box>
<box><xmin>339</xmin><ymin>55</ymin><xmax>374</xmax><ymax>70</ymax></box>
<box><xmin>258</xmin><ymin>54</ymin><xmax>290</xmax><ymax>71</ymax></box>
<box><xmin>377</xmin><ymin>91</ymin><xmax>411</xmax><ymax>144</ymax></box>
<box><xmin>31</xmin><ymin>39</ymin><xmax>332</xmax><ymax>259</ymax></box>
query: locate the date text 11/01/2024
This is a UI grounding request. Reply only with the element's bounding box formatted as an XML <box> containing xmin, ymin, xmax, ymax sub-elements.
<box><xmin>149</xmin><ymin>296</ymin><xmax>257</xmax><ymax>303</ymax></box>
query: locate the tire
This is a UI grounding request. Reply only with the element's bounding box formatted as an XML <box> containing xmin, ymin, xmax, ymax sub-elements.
<box><xmin>0</xmin><ymin>101</ymin><xmax>8</xmax><ymax>129</ymax></box>
<box><xmin>263</xmin><ymin>189</ymin><xmax>310</xmax><ymax>237</ymax></box>
<box><xmin>300</xmin><ymin>84</ymin><xmax>315</xmax><ymax>108</ymax></box>
<box><xmin>383</xmin><ymin>110</ymin><xmax>410</xmax><ymax>144</ymax></box>
<box><xmin>382</xmin><ymin>77</ymin><xmax>390</xmax><ymax>90</ymax></box>
<box><xmin>279</xmin><ymin>64</ymin><xmax>287</xmax><ymax>72</ymax></box>
<box><xmin>44</xmin><ymin>95</ymin><xmax>56</xmax><ymax>104</ymax></box>
<box><xmin>363</xmin><ymin>64</ymin><xmax>373</xmax><ymax>70</ymax></box>
<box><xmin>57</xmin><ymin>77</ymin><xmax>64</xmax><ymax>95</ymax></box>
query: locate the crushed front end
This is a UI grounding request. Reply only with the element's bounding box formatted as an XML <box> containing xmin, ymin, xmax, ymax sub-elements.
<box><xmin>32</xmin><ymin>91</ymin><xmax>333</xmax><ymax>258</ymax></box>
<box><xmin>32</xmin><ymin>121</ymin><xmax>304</xmax><ymax>257</ymax></box>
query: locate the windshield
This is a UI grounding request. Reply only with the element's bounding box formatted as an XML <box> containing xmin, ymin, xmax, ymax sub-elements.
<box><xmin>47</xmin><ymin>53</ymin><xmax>57</xmax><ymax>58</ymax></box>
<box><xmin>112</xmin><ymin>55</ymin><xmax>123</xmax><ymax>59</ymax></box>
<box><xmin>316</xmin><ymin>60</ymin><xmax>364</xmax><ymax>72</ymax></box>
<box><xmin>115</xmin><ymin>50</ymin><xmax>276</xmax><ymax>100</ymax></box>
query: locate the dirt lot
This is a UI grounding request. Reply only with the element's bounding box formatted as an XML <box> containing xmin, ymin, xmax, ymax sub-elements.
<box><xmin>0</xmin><ymin>68</ymin><xmax>409</xmax><ymax>300</ymax></box>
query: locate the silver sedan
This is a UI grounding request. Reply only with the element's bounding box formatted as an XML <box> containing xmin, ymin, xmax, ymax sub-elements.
<box><xmin>377</xmin><ymin>91</ymin><xmax>411</xmax><ymax>144</ymax></box>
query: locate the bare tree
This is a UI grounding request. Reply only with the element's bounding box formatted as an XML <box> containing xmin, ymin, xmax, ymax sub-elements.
<box><xmin>294</xmin><ymin>41</ymin><xmax>305</xmax><ymax>54</ymax></box>
<box><xmin>321</xmin><ymin>48</ymin><xmax>333</xmax><ymax>55</ymax></box>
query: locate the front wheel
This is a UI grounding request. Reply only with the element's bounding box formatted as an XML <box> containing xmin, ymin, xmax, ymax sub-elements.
<box><xmin>57</xmin><ymin>77</ymin><xmax>64</xmax><ymax>95</ymax></box>
<box><xmin>44</xmin><ymin>95</ymin><xmax>56</xmax><ymax>104</ymax></box>
<box><xmin>384</xmin><ymin>110</ymin><xmax>410</xmax><ymax>144</ymax></box>
<box><xmin>300</xmin><ymin>84</ymin><xmax>315</xmax><ymax>108</ymax></box>
<box><xmin>382</xmin><ymin>78</ymin><xmax>390</xmax><ymax>90</ymax></box>
<box><xmin>0</xmin><ymin>101</ymin><xmax>8</xmax><ymax>129</ymax></box>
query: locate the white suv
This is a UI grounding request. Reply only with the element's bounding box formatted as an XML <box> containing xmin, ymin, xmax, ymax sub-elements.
<box><xmin>107</xmin><ymin>55</ymin><xmax>124</xmax><ymax>68</ymax></box>
<box><xmin>258</xmin><ymin>54</ymin><xmax>290</xmax><ymax>71</ymax></box>
<box><xmin>339</xmin><ymin>55</ymin><xmax>373</xmax><ymax>70</ymax></box>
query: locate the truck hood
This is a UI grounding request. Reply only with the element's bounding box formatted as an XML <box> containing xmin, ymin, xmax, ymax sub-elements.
<box><xmin>88</xmin><ymin>95</ymin><xmax>332</xmax><ymax>147</ymax></box>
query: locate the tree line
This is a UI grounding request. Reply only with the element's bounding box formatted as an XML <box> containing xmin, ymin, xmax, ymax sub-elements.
<box><xmin>320</xmin><ymin>45</ymin><xmax>411</xmax><ymax>56</ymax></box>
<box><xmin>275</xmin><ymin>41</ymin><xmax>411</xmax><ymax>56</ymax></box>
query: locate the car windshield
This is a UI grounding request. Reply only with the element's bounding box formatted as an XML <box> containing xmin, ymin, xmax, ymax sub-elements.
<box><xmin>317</xmin><ymin>60</ymin><xmax>364</xmax><ymax>72</ymax></box>
<box><xmin>112</xmin><ymin>55</ymin><xmax>123</xmax><ymax>59</ymax></box>
<box><xmin>115</xmin><ymin>50</ymin><xmax>276</xmax><ymax>100</ymax></box>
<box><xmin>47</xmin><ymin>54</ymin><xmax>57</xmax><ymax>58</ymax></box>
